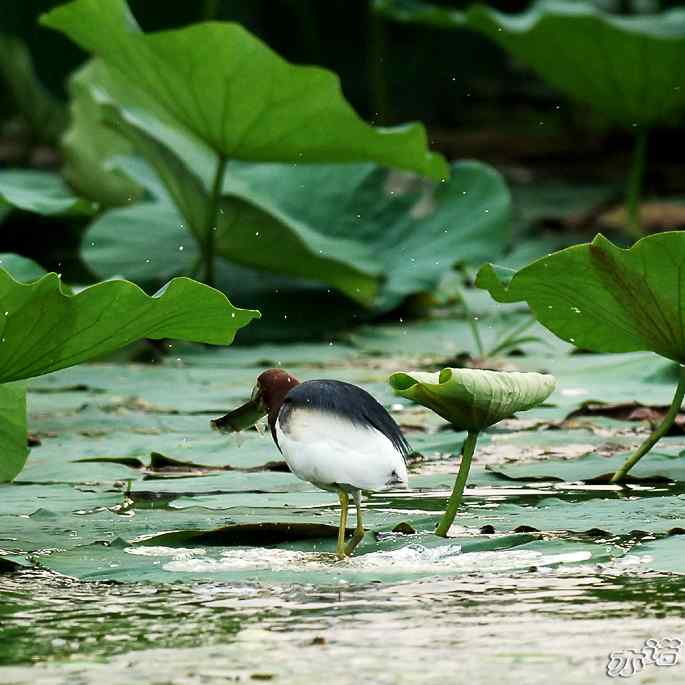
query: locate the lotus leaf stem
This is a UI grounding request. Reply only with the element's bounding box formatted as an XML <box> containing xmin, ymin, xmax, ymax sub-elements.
<box><xmin>610</xmin><ymin>364</ymin><xmax>685</xmax><ymax>483</ymax></box>
<box><xmin>203</xmin><ymin>154</ymin><xmax>228</xmax><ymax>287</ymax></box>
<box><xmin>435</xmin><ymin>430</ymin><xmax>479</xmax><ymax>537</ymax></box>
<box><xmin>626</xmin><ymin>129</ymin><xmax>648</xmax><ymax>238</ymax></box>
<box><xmin>461</xmin><ymin>295</ymin><xmax>485</xmax><ymax>358</ymax></box>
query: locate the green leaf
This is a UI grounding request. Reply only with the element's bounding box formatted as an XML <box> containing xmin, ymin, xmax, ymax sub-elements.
<box><xmin>0</xmin><ymin>382</ymin><xmax>28</xmax><ymax>481</ymax></box>
<box><xmin>94</xmin><ymin>107</ymin><xmax>381</xmax><ymax>306</ymax></box>
<box><xmin>488</xmin><ymin>450</ymin><xmax>685</xmax><ymax>484</ymax></box>
<box><xmin>476</xmin><ymin>232</ymin><xmax>685</xmax><ymax>363</ymax></box>
<box><xmin>0</xmin><ymin>271</ymin><xmax>258</xmax><ymax>384</ymax></box>
<box><xmin>82</xmin><ymin>108</ymin><xmax>509</xmax><ymax>308</ymax></box>
<box><xmin>0</xmin><ymin>254</ymin><xmax>46</xmax><ymax>283</ymax></box>
<box><xmin>83</xmin><ymin>202</ymin><xmax>195</xmax><ymax>284</ymax></box>
<box><xmin>377</xmin><ymin>0</ymin><xmax>685</xmax><ymax>128</ymax></box>
<box><xmin>0</xmin><ymin>170</ymin><xmax>96</xmax><ymax>216</ymax></box>
<box><xmin>41</xmin><ymin>0</ymin><xmax>448</xmax><ymax>180</ymax></box>
<box><xmin>466</xmin><ymin>1</ymin><xmax>685</xmax><ymax>128</ymax></box>
<box><xmin>419</xmin><ymin>495</ymin><xmax>685</xmax><ymax>537</ymax></box>
<box><xmin>389</xmin><ymin>367</ymin><xmax>555</xmax><ymax>430</ymax></box>
<box><xmin>0</xmin><ymin>35</ymin><xmax>68</xmax><ymax>143</ymax></box>
<box><xmin>223</xmin><ymin>159</ymin><xmax>510</xmax><ymax>310</ymax></box>
<box><xmin>61</xmin><ymin>60</ymin><xmax>142</xmax><ymax>206</ymax></box>
<box><xmin>632</xmin><ymin>535</ymin><xmax>685</xmax><ymax>574</ymax></box>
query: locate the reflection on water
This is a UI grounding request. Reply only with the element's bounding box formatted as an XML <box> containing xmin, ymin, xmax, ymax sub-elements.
<box><xmin>1</xmin><ymin>568</ymin><xmax>684</xmax><ymax>683</ymax></box>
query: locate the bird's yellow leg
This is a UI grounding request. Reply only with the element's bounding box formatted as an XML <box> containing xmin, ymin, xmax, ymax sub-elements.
<box><xmin>344</xmin><ymin>490</ymin><xmax>365</xmax><ymax>557</ymax></box>
<box><xmin>336</xmin><ymin>490</ymin><xmax>349</xmax><ymax>559</ymax></box>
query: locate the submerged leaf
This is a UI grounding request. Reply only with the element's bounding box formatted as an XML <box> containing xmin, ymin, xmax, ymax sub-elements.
<box><xmin>476</xmin><ymin>232</ymin><xmax>685</xmax><ymax>363</ymax></box>
<box><xmin>389</xmin><ymin>368</ymin><xmax>555</xmax><ymax>430</ymax></box>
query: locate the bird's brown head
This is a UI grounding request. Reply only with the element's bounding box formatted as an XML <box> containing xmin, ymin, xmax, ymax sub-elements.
<box><xmin>211</xmin><ymin>369</ymin><xmax>300</xmax><ymax>433</ymax></box>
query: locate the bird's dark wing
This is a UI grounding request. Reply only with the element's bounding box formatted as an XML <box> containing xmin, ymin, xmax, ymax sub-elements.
<box><xmin>280</xmin><ymin>379</ymin><xmax>411</xmax><ymax>458</ymax></box>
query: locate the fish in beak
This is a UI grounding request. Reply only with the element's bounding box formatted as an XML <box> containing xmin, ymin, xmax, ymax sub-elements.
<box><xmin>211</xmin><ymin>384</ymin><xmax>268</xmax><ymax>433</ymax></box>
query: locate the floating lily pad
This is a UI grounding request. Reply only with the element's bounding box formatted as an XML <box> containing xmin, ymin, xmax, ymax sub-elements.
<box><xmin>632</xmin><ymin>535</ymin><xmax>685</xmax><ymax>574</ymax></box>
<box><xmin>487</xmin><ymin>450</ymin><xmax>685</xmax><ymax>484</ymax></box>
<box><xmin>32</xmin><ymin>532</ymin><xmax>615</xmax><ymax>585</ymax></box>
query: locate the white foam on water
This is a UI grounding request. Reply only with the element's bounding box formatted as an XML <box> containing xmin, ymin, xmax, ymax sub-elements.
<box><xmin>163</xmin><ymin>548</ymin><xmax>312</xmax><ymax>573</ymax></box>
<box><xmin>160</xmin><ymin>543</ymin><xmax>594</xmax><ymax>576</ymax></box>
<box><xmin>125</xmin><ymin>546</ymin><xmax>207</xmax><ymax>559</ymax></box>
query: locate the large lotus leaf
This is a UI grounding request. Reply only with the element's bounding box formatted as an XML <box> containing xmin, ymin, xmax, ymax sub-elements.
<box><xmin>223</xmin><ymin>159</ymin><xmax>510</xmax><ymax>310</ymax></box>
<box><xmin>0</xmin><ymin>382</ymin><xmax>27</xmax><ymax>482</ymax></box>
<box><xmin>81</xmin><ymin>106</ymin><xmax>509</xmax><ymax>309</ymax></box>
<box><xmin>389</xmin><ymin>368</ymin><xmax>555</xmax><ymax>430</ymax></box>
<box><xmin>0</xmin><ymin>270</ymin><xmax>258</xmax><ymax>384</ymax></box>
<box><xmin>0</xmin><ymin>170</ymin><xmax>96</xmax><ymax>216</ymax></box>
<box><xmin>41</xmin><ymin>0</ymin><xmax>447</xmax><ymax>180</ymax></box>
<box><xmin>82</xmin><ymin>114</ymin><xmax>380</xmax><ymax>306</ymax></box>
<box><xmin>476</xmin><ymin>232</ymin><xmax>685</xmax><ymax>363</ymax></box>
<box><xmin>376</xmin><ymin>0</ymin><xmax>685</xmax><ymax>128</ymax></box>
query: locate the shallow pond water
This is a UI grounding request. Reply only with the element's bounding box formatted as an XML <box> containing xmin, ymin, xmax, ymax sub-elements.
<box><xmin>3</xmin><ymin>349</ymin><xmax>685</xmax><ymax>683</ymax></box>
<box><xmin>1</xmin><ymin>567</ymin><xmax>685</xmax><ymax>684</ymax></box>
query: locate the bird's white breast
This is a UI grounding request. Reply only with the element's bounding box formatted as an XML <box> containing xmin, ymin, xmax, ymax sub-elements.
<box><xmin>275</xmin><ymin>408</ymin><xmax>408</xmax><ymax>492</ymax></box>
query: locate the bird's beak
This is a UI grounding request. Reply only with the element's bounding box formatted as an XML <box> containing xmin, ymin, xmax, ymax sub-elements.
<box><xmin>211</xmin><ymin>385</ymin><xmax>268</xmax><ymax>433</ymax></box>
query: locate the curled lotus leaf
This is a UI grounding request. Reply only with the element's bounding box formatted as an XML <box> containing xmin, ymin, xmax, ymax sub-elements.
<box><xmin>389</xmin><ymin>367</ymin><xmax>556</xmax><ymax>431</ymax></box>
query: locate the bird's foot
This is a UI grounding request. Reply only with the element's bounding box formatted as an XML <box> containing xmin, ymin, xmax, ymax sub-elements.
<box><xmin>343</xmin><ymin>527</ymin><xmax>365</xmax><ymax>557</ymax></box>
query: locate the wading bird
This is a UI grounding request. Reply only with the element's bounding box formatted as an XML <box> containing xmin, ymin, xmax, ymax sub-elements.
<box><xmin>212</xmin><ymin>369</ymin><xmax>410</xmax><ymax>559</ymax></box>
